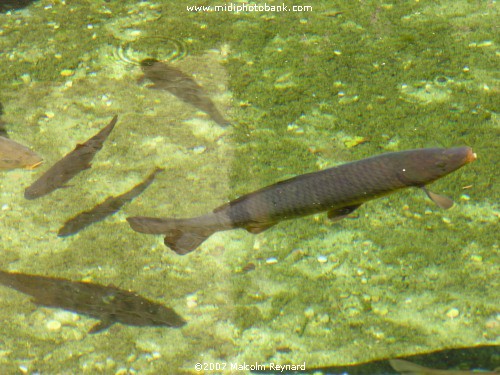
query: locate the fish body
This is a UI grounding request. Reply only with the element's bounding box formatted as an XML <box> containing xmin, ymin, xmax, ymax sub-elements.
<box><xmin>389</xmin><ymin>359</ymin><xmax>499</xmax><ymax>374</ymax></box>
<box><xmin>127</xmin><ymin>147</ymin><xmax>476</xmax><ymax>254</ymax></box>
<box><xmin>0</xmin><ymin>136</ymin><xmax>43</xmax><ymax>170</ymax></box>
<box><xmin>0</xmin><ymin>102</ymin><xmax>6</xmax><ymax>137</ymax></box>
<box><xmin>0</xmin><ymin>269</ymin><xmax>185</xmax><ymax>333</ymax></box>
<box><xmin>58</xmin><ymin>168</ymin><xmax>163</xmax><ymax>237</ymax></box>
<box><xmin>140</xmin><ymin>58</ymin><xmax>230</xmax><ymax>126</ymax></box>
<box><xmin>24</xmin><ymin>115</ymin><xmax>117</xmax><ymax>199</ymax></box>
<box><xmin>0</xmin><ymin>0</ymin><xmax>37</xmax><ymax>12</ymax></box>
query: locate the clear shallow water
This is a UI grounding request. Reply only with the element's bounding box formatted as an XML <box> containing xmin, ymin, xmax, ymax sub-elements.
<box><xmin>0</xmin><ymin>1</ymin><xmax>498</xmax><ymax>374</ymax></box>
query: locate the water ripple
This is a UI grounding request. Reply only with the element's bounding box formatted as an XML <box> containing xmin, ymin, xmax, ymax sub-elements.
<box><xmin>114</xmin><ymin>36</ymin><xmax>188</xmax><ymax>65</ymax></box>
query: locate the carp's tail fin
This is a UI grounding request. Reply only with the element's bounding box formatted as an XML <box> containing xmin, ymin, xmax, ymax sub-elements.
<box><xmin>126</xmin><ymin>216</ymin><xmax>215</xmax><ymax>255</ymax></box>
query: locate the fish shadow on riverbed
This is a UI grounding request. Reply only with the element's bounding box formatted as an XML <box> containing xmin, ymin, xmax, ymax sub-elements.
<box><xmin>58</xmin><ymin>167</ymin><xmax>163</xmax><ymax>237</ymax></box>
<box><xmin>0</xmin><ymin>269</ymin><xmax>186</xmax><ymax>333</ymax></box>
<box><xmin>138</xmin><ymin>58</ymin><xmax>230</xmax><ymax>127</ymax></box>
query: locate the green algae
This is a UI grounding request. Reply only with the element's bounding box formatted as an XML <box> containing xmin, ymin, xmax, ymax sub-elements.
<box><xmin>0</xmin><ymin>0</ymin><xmax>498</xmax><ymax>374</ymax></box>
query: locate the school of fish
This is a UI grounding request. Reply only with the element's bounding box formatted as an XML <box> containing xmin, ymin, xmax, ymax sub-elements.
<box><xmin>0</xmin><ymin>44</ymin><xmax>490</xmax><ymax>372</ymax></box>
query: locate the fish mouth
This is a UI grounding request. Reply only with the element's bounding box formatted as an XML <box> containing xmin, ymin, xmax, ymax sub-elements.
<box><xmin>25</xmin><ymin>160</ymin><xmax>43</xmax><ymax>170</ymax></box>
<box><xmin>465</xmin><ymin>148</ymin><xmax>477</xmax><ymax>164</ymax></box>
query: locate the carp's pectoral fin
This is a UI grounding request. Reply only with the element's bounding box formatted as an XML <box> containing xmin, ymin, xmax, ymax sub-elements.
<box><xmin>422</xmin><ymin>187</ymin><xmax>454</xmax><ymax>209</ymax></box>
<box><xmin>244</xmin><ymin>222</ymin><xmax>276</xmax><ymax>234</ymax></box>
<box><xmin>327</xmin><ymin>204</ymin><xmax>361</xmax><ymax>222</ymax></box>
<box><xmin>165</xmin><ymin>229</ymin><xmax>212</xmax><ymax>256</ymax></box>
<box><xmin>88</xmin><ymin>318</ymin><xmax>114</xmax><ymax>334</ymax></box>
<box><xmin>389</xmin><ymin>358</ymin><xmax>430</xmax><ymax>373</ymax></box>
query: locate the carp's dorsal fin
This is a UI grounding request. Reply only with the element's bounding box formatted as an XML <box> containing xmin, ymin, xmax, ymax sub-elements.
<box><xmin>422</xmin><ymin>187</ymin><xmax>454</xmax><ymax>209</ymax></box>
<box><xmin>327</xmin><ymin>204</ymin><xmax>361</xmax><ymax>222</ymax></box>
<box><xmin>88</xmin><ymin>318</ymin><xmax>114</xmax><ymax>334</ymax></box>
<box><xmin>74</xmin><ymin>143</ymin><xmax>86</xmax><ymax>150</ymax></box>
<box><xmin>244</xmin><ymin>222</ymin><xmax>276</xmax><ymax>234</ymax></box>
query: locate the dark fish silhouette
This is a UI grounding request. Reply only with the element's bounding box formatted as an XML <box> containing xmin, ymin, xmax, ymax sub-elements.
<box><xmin>0</xmin><ymin>0</ymin><xmax>38</xmax><ymax>12</ymax></box>
<box><xmin>0</xmin><ymin>136</ymin><xmax>43</xmax><ymax>170</ymax></box>
<box><xmin>0</xmin><ymin>102</ymin><xmax>7</xmax><ymax>137</ymax></box>
<box><xmin>0</xmin><ymin>269</ymin><xmax>186</xmax><ymax>333</ymax></box>
<box><xmin>127</xmin><ymin>147</ymin><xmax>476</xmax><ymax>255</ymax></box>
<box><xmin>389</xmin><ymin>359</ymin><xmax>499</xmax><ymax>375</ymax></box>
<box><xmin>139</xmin><ymin>58</ymin><xmax>230</xmax><ymax>126</ymax></box>
<box><xmin>24</xmin><ymin>115</ymin><xmax>117</xmax><ymax>199</ymax></box>
<box><xmin>58</xmin><ymin>168</ymin><xmax>163</xmax><ymax>237</ymax></box>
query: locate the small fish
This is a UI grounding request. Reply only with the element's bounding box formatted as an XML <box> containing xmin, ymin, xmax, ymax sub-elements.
<box><xmin>0</xmin><ymin>269</ymin><xmax>186</xmax><ymax>333</ymax></box>
<box><xmin>58</xmin><ymin>168</ymin><xmax>163</xmax><ymax>237</ymax></box>
<box><xmin>0</xmin><ymin>136</ymin><xmax>43</xmax><ymax>170</ymax></box>
<box><xmin>139</xmin><ymin>58</ymin><xmax>230</xmax><ymax>126</ymax></box>
<box><xmin>389</xmin><ymin>359</ymin><xmax>499</xmax><ymax>374</ymax></box>
<box><xmin>24</xmin><ymin>115</ymin><xmax>117</xmax><ymax>199</ymax></box>
<box><xmin>127</xmin><ymin>147</ymin><xmax>476</xmax><ymax>255</ymax></box>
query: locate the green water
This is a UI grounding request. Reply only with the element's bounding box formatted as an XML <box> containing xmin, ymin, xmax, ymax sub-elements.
<box><xmin>0</xmin><ymin>0</ymin><xmax>498</xmax><ymax>374</ymax></box>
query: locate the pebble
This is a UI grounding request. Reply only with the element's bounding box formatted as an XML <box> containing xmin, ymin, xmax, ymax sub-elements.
<box><xmin>252</xmin><ymin>239</ymin><xmax>261</xmax><ymax>250</ymax></box>
<box><xmin>485</xmin><ymin>317</ymin><xmax>499</xmax><ymax>329</ymax></box>
<box><xmin>60</xmin><ymin>69</ymin><xmax>74</xmax><ymax>77</ymax></box>
<box><xmin>304</xmin><ymin>307</ymin><xmax>314</xmax><ymax>318</ymax></box>
<box><xmin>346</xmin><ymin>307</ymin><xmax>361</xmax><ymax>317</ymax></box>
<box><xmin>374</xmin><ymin>307</ymin><xmax>389</xmax><ymax>316</ymax></box>
<box><xmin>186</xmin><ymin>294</ymin><xmax>198</xmax><ymax>309</ymax></box>
<box><xmin>53</xmin><ymin>310</ymin><xmax>79</xmax><ymax>324</ymax></box>
<box><xmin>317</xmin><ymin>255</ymin><xmax>328</xmax><ymax>263</ymax></box>
<box><xmin>266</xmin><ymin>257</ymin><xmax>278</xmax><ymax>265</ymax></box>
<box><xmin>442</xmin><ymin>217</ymin><xmax>452</xmax><ymax>224</ymax></box>
<box><xmin>151</xmin><ymin>352</ymin><xmax>161</xmax><ymax>360</ymax></box>
<box><xmin>192</xmin><ymin>146</ymin><xmax>206</xmax><ymax>154</ymax></box>
<box><xmin>46</xmin><ymin>319</ymin><xmax>62</xmax><ymax>332</ymax></box>
<box><xmin>446</xmin><ymin>308</ymin><xmax>460</xmax><ymax>319</ymax></box>
<box><xmin>470</xmin><ymin>255</ymin><xmax>483</xmax><ymax>263</ymax></box>
<box><xmin>20</xmin><ymin>73</ymin><xmax>31</xmax><ymax>84</ymax></box>
<box><xmin>371</xmin><ymin>330</ymin><xmax>385</xmax><ymax>340</ymax></box>
<box><xmin>477</xmin><ymin>40</ymin><xmax>493</xmax><ymax>47</ymax></box>
<box><xmin>135</xmin><ymin>339</ymin><xmax>161</xmax><ymax>353</ymax></box>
